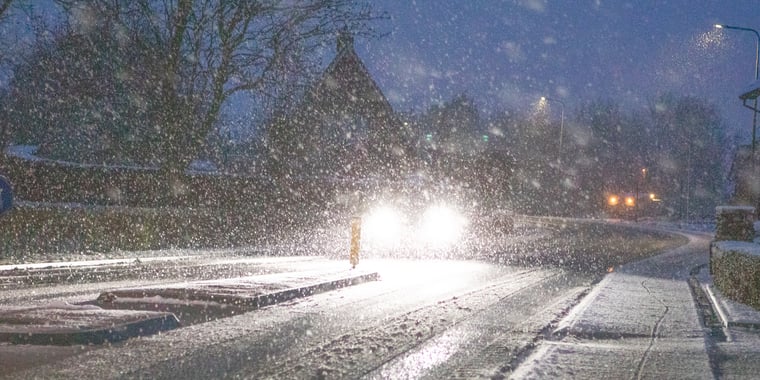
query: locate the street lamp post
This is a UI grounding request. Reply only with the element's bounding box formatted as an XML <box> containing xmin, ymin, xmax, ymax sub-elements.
<box><xmin>715</xmin><ymin>24</ymin><xmax>760</xmax><ymax>152</ymax></box>
<box><xmin>635</xmin><ymin>168</ymin><xmax>647</xmax><ymax>222</ymax></box>
<box><xmin>540</xmin><ymin>96</ymin><xmax>565</xmax><ymax>165</ymax></box>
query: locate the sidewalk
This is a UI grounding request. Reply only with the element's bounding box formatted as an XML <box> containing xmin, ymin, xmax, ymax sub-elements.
<box><xmin>512</xmin><ymin>231</ymin><xmax>760</xmax><ymax>379</ymax></box>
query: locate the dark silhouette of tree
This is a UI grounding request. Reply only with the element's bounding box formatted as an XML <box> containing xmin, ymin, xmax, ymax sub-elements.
<box><xmin>0</xmin><ymin>0</ymin><xmax>11</xmax><ymax>18</ymax></box>
<box><xmin>0</xmin><ymin>0</ymin><xmax>18</xmax><ymax>146</ymax></box>
<box><xmin>2</xmin><ymin>20</ymin><xmax>167</xmax><ymax>164</ymax></box>
<box><xmin>492</xmin><ymin>105</ymin><xmax>566</xmax><ymax>215</ymax></box>
<box><xmin>418</xmin><ymin>94</ymin><xmax>513</xmax><ymax>209</ymax></box>
<box><xmin>490</xmin><ymin>95</ymin><xmax>728</xmax><ymax>218</ymax></box>
<box><xmin>575</xmin><ymin>99</ymin><xmax>629</xmax><ymax>194</ymax></box>
<box><xmin>3</xmin><ymin>0</ymin><xmax>379</xmax><ymax>172</ymax></box>
<box><xmin>112</xmin><ymin>0</ymin><xmax>379</xmax><ymax>176</ymax></box>
<box><xmin>423</xmin><ymin>93</ymin><xmax>481</xmax><ymax>154</ymax></box>
<box><xmin>648</xmin><ymin>93</ymin><xmax>727</xmax><ymax>218</ymax></box>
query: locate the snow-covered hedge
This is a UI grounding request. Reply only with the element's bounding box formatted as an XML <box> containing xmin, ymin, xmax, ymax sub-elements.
<box><xmin>711</xmin><ymin>241</ymin><xmax>760</xmax><ymax>310</ymax></box>
<box><xmin>0</xmin><ymin>151</ymin><xmax>274</xmax><ymax>208</ymax></box>
<box><xmin>714</xmin><ymin>206</ymin><xmax>755</xmax><ymax>242</ymax></box>
<box><xmin>0</xmin><ymin>203</ymin><xmax>267</xmax><ymax>258</ymax></box>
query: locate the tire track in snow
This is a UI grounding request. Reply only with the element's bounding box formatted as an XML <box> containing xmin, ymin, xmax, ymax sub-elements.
<box><xmin>246</xmin><ymin>268</ymin><xmax>558</xmax><ymax>379</ymax></box>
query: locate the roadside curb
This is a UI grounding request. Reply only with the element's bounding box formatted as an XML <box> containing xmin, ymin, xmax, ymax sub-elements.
<box><xmin>0</xmin><ymin>311</ymin><xmax>179</xmax><ymax>345</ymax></box>
<box><xmin>248</xmin><ymin>270</ymin><xmax>380</xmax><ymax>308</ymax></box>
<box><xmin>704</xmin><ymin>283</ymin><xmax>760</xmax><ymax>330</ymax></box>
<box><xmin>97</xmin><ymin>270</ymin><xmax>380</xmax><ymax>325</ymax></box>
<box><xmin>704</xmin><ymin>284</ymin><xmax>731</xmax><ymax>329</ymax></box>
<box><xmin>99</xmin><ymin>270</ymin><xmax>380</xmax><ymax>309</ymax></box>
<box><xmin>693</xmin><ymin>262</ymin><xmax>760</xmax><ymax>332</ymax></box>
<box><xmin>0</xmin><ymin>267</ymin><xmax>378</xmax><ymax>345</ymax></box>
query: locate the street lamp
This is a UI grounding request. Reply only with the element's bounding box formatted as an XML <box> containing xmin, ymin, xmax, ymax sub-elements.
<box><xmin>540</xmin><ymin>96</ymin><xmax>565</xmax><ymax>165</ymax></box>
<box><xmin>715</xmin><ymin>23</ymin><xmax>760</xmax><ymax>152</ymax></box>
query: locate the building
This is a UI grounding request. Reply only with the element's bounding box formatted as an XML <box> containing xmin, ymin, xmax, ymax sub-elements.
<box><xmin>732</xmin><ymin>79</ymin><xmax>760</xmax><ymax>207</ymax></box>
<box><xmin>267</xmin><ymin>31</ymin><xmax>413</xmax><ymax>179</ymax></box>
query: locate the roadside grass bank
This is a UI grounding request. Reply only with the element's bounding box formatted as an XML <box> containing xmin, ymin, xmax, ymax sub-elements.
<box><xmin>0</xmin><ymin>202</ymin><xmax>304</xmax><ymax>264</ymax></box>
<box><xmin>501</xmin><ymin>219</ymin><xmax>689</xmax><ymax>274</ymax></box>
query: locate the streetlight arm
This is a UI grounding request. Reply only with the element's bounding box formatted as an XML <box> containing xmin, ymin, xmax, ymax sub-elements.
<box><xmin>715</xmin><ymin>24</ymin><xmax>758</xmax><ymax>34</ymax></box>
<box><xmin>717</xmin><ymin>24</ymin><xmax>760</xmax><ymax>38</ymax></box>
<box><xmin>541</xmin><ymin>96</ymin><xmax>565</xmax><ymax>108</ymax></box>
<box><xmin>716</xmin><ymin>24</ymin><xmax>760</xmax><ymax>79</ymax></box>
<box><xmin>716</xmin><ymin>23</ymin><xmax>760</xmax><ymax>152</ymax></box>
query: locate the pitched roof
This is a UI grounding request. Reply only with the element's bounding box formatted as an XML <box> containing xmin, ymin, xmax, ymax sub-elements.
<box><xmin>740</xmin><ymin>79</ymin><xmax>760</xmax><ymax>100</ymax></box>
<box><xmin>303</xmin><ymin>32</ymin><xmax>395</xmax><ymax>117</ymax></box>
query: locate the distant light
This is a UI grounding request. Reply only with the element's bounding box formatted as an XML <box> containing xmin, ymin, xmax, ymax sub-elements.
<box><xmin>607</xmin><ymin>195</ymin><xmax>619</xmax><ymax>206</ymax></box>
<box><xmin>714</xmin><ymin>24</ymin><xmax>724</xmax><ymax>29</ymax></box>
<box><xmin>425</xmin><ymin>133</ymin><xmax>433</xmax><ymax>142</ymax></box>
<box><xmin>624</xmin><ymin>196</ymin><xmax>635</xmax><ymax>207</ymax></box>
<box><xmin>482</xmin><ymin>134</ymin><xmax>489</xmax><ymax>142</ymax></box>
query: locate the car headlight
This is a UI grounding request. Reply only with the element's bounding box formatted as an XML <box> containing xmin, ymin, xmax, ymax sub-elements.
<box><xmin>419</xmin><ymin>205</ymin><xmax>467</xmax><ymax>247</ymax></box>
<box><xmin>362</xmin><ymin>206</ymin><xmax>405</xmax><ymax>248</ymax></box>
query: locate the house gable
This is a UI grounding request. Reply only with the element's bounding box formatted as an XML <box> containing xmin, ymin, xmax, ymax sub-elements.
<box><xmin>269</xmin><ymin>31</ymin><xmax>411</xmax><ymax>178</ymax></box>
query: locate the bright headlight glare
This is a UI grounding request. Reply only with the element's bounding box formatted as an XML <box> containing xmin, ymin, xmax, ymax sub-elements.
<box><xmin>362</xmin><ymin>206</ymin><xmax>404</xmax><ymax>246</ymax></box>
<box><xmin>419</xmin><ymin>205</ymin><xmax>467</xmax><ymax>247</ymax></box>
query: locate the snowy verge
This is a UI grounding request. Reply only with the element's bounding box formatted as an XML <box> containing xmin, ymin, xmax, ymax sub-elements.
<box><xmin>0</xmin><ymin>302</ymin><xmax>179</xmax><ymax>345</ymax></box>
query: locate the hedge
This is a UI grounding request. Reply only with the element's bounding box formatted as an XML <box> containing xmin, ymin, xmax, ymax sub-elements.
<box><xmin>711</xmin><ymin>241</ymin><xmax>760</xmax><ymax>310</ymax></box>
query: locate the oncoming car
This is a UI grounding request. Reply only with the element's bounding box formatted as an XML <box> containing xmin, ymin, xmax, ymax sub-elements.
<box><xmin>606</xmin><ymin>193</ymin><xmax>636</xmax><ymax>209</ymax></box>
<box><xmin>605</xmin><ymin>193</ymin><xmax>635</xmax><ymax>217</ymax></box>
<box><xmin>605</xmin><ymin>191</ymin><xmax>664</xmax><ymax>220</ymax></box>
<box><xmin>348</xmin><ymin>164</ymin><xmax>513</xmax><ymax>257</ymax></box>
<box><xmin>359</xmin><ymin>183</ymin><xmax>470</xmax><ymax>253</ymax></box>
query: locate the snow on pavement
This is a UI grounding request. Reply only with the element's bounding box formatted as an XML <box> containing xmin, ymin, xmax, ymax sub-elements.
<box><xmin>512</xmin><ymin>230</ymin><xmax>714</xmax><ymax>379</ymax></box>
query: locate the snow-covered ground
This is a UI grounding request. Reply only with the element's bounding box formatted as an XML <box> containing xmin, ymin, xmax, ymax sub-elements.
<box><xmin>639</xmin><ymin>218</ymin><xmax>716</xmax><ymax>234</ymax></box>
<box><xmin>4</xmin><ymin>144</ymin><xmax>217</xmax><ymax>173</ymax></box>
<box><xmin>0</xmin><ymin>257</ymin><xmax>588</xmax><ymax>378</ymax></box>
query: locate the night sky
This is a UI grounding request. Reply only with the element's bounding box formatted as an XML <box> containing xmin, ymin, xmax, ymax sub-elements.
<box><xmin>1</xmin><ymin>1</ymin><xmax>759</xmax><ymax>143</ymax></box>
<box><xmin>355</xmin><ymin>0</ymin><xmax>760</xmax><ymax>142</ymax></box>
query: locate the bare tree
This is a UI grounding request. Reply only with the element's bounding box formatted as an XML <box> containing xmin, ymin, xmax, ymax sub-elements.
<box><xmin>0</xmin><ymin>0</ymin><xmax>12</xmax><ymax>20</ymax></box>
<box><xmin>648</xmin><ymin>94</ymin><xmax>726</xmax><ymax>218</ymax></box>
<box><xmin>0</xmin><ymin>0</ymin><xmax>18</xmax><ymax>69</ymax></box>
<box><xmin>74</xmin><ymin>0</ymin><xmax>380</xmax><ymax>175</ymax></box>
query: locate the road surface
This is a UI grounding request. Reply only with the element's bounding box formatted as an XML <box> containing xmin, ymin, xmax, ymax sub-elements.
<box><xmin>0</xmin><ymin>218</ymin><xmax>686</xmax><ymax>379</ymax></box>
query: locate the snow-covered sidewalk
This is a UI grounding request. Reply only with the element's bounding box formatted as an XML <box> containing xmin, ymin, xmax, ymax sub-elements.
<box><xmin>512</xmin><ymin>230</ymin><xmax>760</xmax><ymax>379</ymax></box>
<box><xmin>513</xmin><ymin>271</ymin><xmax>713</xmax><ymax>379</ymax></box>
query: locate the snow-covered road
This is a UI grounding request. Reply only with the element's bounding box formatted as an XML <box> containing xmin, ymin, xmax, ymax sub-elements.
<box><xmin>0</xmin><ymin>219</ymin><xmax>689</xmax><ymax>379</ymax></box>
<box><xmin>1</xmin><ymin>257</ymin><xmax>593</xmax><ymax>379</ymax></box>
